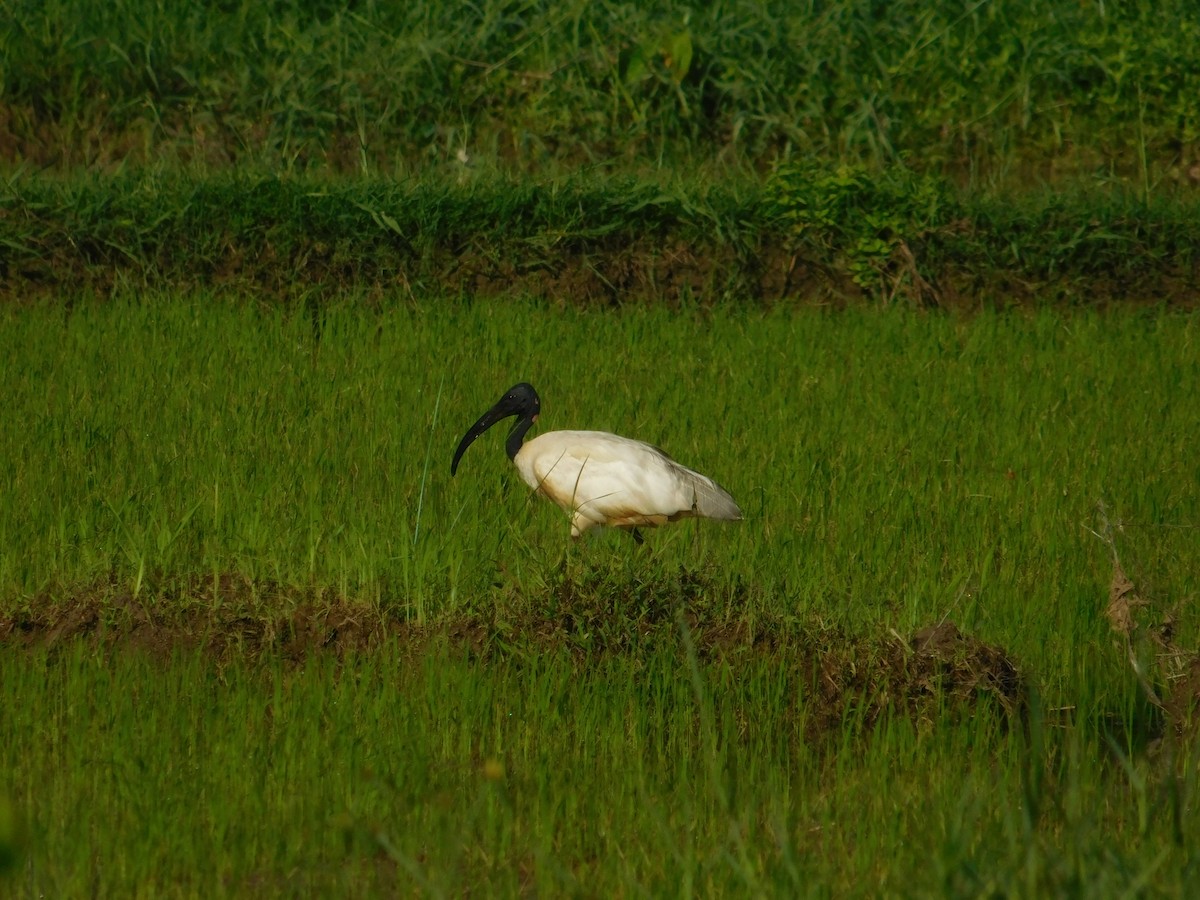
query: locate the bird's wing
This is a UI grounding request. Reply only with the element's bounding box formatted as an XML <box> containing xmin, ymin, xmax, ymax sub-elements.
<box><xmin>518</xmin><ymin>431</ymin><xmax>741</xmax><ymax>525</ymax></box>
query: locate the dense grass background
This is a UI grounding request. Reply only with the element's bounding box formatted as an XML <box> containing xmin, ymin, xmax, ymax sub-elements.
<box><xmin>3</xmin><ymin>0</ymin><xmax>1199</xmax><ymax>182</ymax></box>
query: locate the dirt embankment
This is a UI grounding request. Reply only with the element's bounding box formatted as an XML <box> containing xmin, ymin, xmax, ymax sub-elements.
<box><xmin>5</xmin><ymin>556</ymin><xmax>1196</xmax><ymax>746</ymax></box>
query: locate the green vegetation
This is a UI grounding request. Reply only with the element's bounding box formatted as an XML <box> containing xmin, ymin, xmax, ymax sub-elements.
<box><xmin>2</xmin><ymin>299</ymin><xmax>1199</xmax><ymax>893</ymax></box>
<box><xmin>2</xmin><ymin>0</ymin><xmax>1199</xmax><ymax>305</ymax></box>
<box><xmin>1</xmin><ymin>637</ymin><xmax>1190</xmax><ymax>897</ymax></box>
<box><xmin>3</xmin><ymin>0</ymin><xmax>1199</xmax><ymax>179</ymax></box>
<box><xmin>3</xmin><ymin>0</ymin><xmax>1199</xmax><ymax>895</ymax></box>
<box><xmin>3</xmin><ymin>170</ymin><xmax>1197</xmax><ymax>306</ymax></box>
<box><xmin>2</xmin><ymin>299</ymin><xmax>1196</xmax><ymax>653</ymax></box>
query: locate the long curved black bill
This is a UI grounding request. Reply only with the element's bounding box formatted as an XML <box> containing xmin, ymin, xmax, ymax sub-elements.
<box><xmin>450</xmin><ymin>405</ymin><xmax>509</xmax><ymax>475</ymax></box>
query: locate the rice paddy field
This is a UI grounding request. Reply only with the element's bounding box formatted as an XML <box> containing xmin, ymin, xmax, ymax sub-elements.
<box><xmin>3</xmin><ymin>1</ymin><xmax>1200</xmax><ymax>897</ymax></box>
<box><xmin>1</xmin><ymin>298</ymin><xmax>1197</xmax><ymax>896</ymax></box>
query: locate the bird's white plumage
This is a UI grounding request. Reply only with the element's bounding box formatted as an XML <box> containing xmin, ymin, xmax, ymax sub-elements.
<box><xmin>513</xmin><ymin>430</ymin><xmax>742</xmax><ymax>537</ymax></box>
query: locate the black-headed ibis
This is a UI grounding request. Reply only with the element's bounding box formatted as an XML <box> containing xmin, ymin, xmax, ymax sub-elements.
<box><xmin>451</xmin><ymin>383</ymin><xmax>742</xmax><ymax>542</ymax></box>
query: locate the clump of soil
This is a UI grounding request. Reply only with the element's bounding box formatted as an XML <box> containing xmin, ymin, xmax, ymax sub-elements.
<box><xmin>794</xmin><ymin>619</ymin><xmax>1024</xmax><ymax>742</ymax></box>
<box><xmin>905</xmin><ymin>620</ymin><xmax>1024</xmax><ymax>713</ymax></box>
<box><xmin>0</xmin><ymin>574</ymin><xmax>406</xmax><ymax>663</ymax></box>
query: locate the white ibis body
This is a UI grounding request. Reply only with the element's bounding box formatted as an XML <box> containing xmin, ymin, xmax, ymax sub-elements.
<box><xmin>450</xmin><ymin>383</ymin><xmax>742</xmax><ymax>541</ymax></box>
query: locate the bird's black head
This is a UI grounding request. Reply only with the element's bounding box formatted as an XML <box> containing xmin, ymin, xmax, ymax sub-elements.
<box><xmin>450</xmin><ymin>383</ymin><xmax>541</xmax><ymax>475</ymax></box>
<box><xmin>491</xmin><ymin>382</ymin><xmax>541</xmax><ymax>420</ymax></box>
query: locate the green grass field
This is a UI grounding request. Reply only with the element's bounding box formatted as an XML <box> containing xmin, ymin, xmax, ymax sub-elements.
<box><xmin>2</xmin><ymin>297</ymin><xmax>1198</xmax><ymax>895</ymax></box>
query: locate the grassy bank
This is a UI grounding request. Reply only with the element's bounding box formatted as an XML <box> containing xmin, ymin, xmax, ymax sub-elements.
<box><xmin>3</xmin><ymin>171</ymin><xmax>1198</xmax><ymax>306</ymax></box>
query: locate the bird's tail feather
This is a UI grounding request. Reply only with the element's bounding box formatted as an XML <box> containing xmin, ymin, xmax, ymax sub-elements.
<box><xmin>689</xmin><ymin>473</ymin><xmax>743</xmax><ymax>521</ymax></box>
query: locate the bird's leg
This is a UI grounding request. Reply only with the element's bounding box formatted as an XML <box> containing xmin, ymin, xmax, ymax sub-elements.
<box><xmin>629</xmin><ymin>526</ymin><xmax>657</xmax><ymax>556</ymax></box>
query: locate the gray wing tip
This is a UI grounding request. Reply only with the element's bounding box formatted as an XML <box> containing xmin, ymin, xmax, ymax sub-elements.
<box><xmin>674</xmin><ymin>462</ymin><xmax>743</xmax><ymax>522</ymax></box>
<box><xmin>695</xmin><ymin>481</ymin><xmax>743</xmax><ymax>522</ymax></box>
<box><xmin>716</xmin><ymin>503</ymin><xmax>744</xmax><ymax>522</ymax></box>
